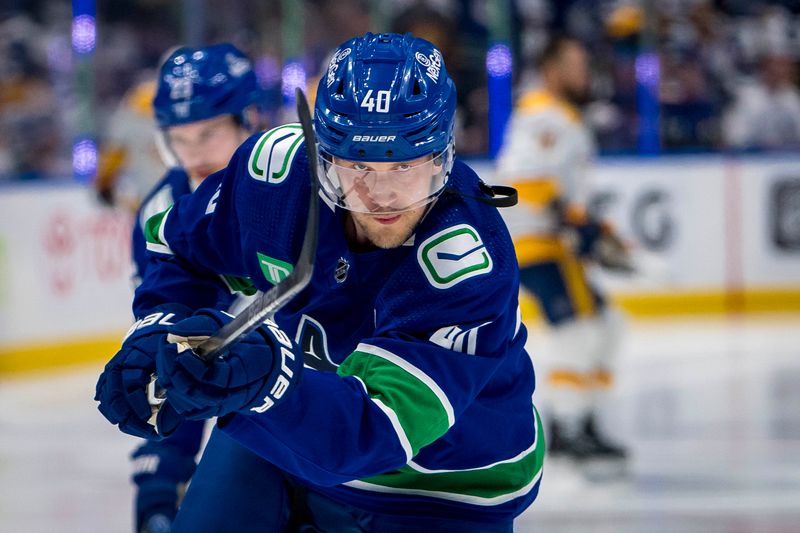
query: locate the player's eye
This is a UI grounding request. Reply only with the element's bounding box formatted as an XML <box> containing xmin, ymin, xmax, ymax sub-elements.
<box><xmin>200</xmin><ymin>128</ymin><xmax>217</xmax><ymax>142</ymax></box>
<box><xmin>352</xmin><ymin>163</ymin><xmax>369</xmax><ymax>171</ymax></box>
<box><xmin>396</xmin><ymin>163</ymin><xmax>411</xmax><ymax>171</ymax></box>
<box><xmin>170</xmin><ymin>136</ymin><xmax>187</xmax><ymax>149</ymax></box>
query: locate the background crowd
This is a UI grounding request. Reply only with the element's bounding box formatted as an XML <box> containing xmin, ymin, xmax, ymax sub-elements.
<box><xmin>0</xmin><ymin>0</ymin><xmax>799</xmax><ymax>182</ymax></box>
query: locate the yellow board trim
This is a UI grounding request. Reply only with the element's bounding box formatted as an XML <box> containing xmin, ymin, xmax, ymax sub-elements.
<box><xmin>2</xmin><ymin>288</ymin><xmax>800</xmax><ymax>376</ymax></box>
<box><xmin>0</xmin><ymin>334</ymin><xmax>124</xmax><ymax>375</ymax></box>
<box><xmin>520</xmin><ymin>288</ymin><xmax>800</xmax><ymax>322</ymax></box>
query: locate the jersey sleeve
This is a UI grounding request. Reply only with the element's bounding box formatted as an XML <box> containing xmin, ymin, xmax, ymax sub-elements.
<box><xmin>131</xmin><ymin>170</ymin><xmax>184</xmax><ymax>287</ymax></box>
<box><xmin>132</xmin><ymin>162</ymin><xmax>243</xmax><ymax>315</ymax></box>
<box><xmin>218</xmin><ymin>205</ymin><xmax>524</xmax><ymax>487</ymax></box>
<box><xmin>131</xmin><ymin>137</ymin><xmax>250</xmax><ymax>316</ymax></box>
<box><xmin>132</xmin><ymin>126</ymin><xmax>311</xmax><ymax>317</ymax></box>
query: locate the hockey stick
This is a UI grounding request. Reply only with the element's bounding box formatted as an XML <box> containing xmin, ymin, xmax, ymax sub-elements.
<box><xmin>190</xmin><ymin>89</ymin><xmax>319</xmax><ymax>360</ymax></box>
<box><xmin>147</xmin><ymin>88</ymin><xmax>319</xmax><ymax>428</ymax></box>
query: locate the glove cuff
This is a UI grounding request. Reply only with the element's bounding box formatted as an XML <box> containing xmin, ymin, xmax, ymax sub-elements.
<box><xmin>131</xmin><ymin>443</ymin><xmax>197</xmax><ymax>485</ymax></box>
<box><xmin>124</xmin><ymin>303</ymin><xmax>194</xmax><ymax>343</ymax></box>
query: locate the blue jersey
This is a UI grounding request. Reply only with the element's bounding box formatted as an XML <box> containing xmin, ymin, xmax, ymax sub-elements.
<box><xmin>136</xmin><ymin>124</ymin><xmax>543</xmax><ymax>521</ymax></box>
<box><xmin>133</xmin><ymin>167</ymin><xmax>254</xmax><ymax>309</ymax></box>
<box><xmin>132</xmin><ymin>168</ymin><xmax>193</xmax><ymax>286</ymax></box>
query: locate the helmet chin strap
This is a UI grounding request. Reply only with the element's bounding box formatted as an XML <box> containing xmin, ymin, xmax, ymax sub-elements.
<box><xmin>443</xmin><ymin>181</ymin><xmax>518</xmax><ymax>208</ymax></box>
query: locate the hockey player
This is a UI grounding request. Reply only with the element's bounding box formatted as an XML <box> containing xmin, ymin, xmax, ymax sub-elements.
<box><xmin>95</xmin><ymin>32</ymin><xmax>542</xmax><ymax>531</ymax></box>
<box><xmin>129</xmin><ymin>43</ymin><xmax>266</xmax><ymax>533</ymax></box>
<box><xmin>495</xmin><ymin>35</ymin><xmax>629</xmax><ymax>464</ymax></box>
<box><xmin>94</xmin><ymin>77</ymin><xmax>166</xmax><ymax>213</ymax></box>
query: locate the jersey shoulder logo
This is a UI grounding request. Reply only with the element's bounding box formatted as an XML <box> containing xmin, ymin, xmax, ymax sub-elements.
<box><xmin>257</xmin><ymin>252</ymin><xmax>293</xmax><ymax>286</ymax></box>
<box><xmin>248</xmin><ymin>124</ymin><xmax>304</xmax><ymax>184</ymax></box>
<box><xmin>417</xmin><ymin>223</ymin><xmax>493</xmax><ymax>289</ymax></box>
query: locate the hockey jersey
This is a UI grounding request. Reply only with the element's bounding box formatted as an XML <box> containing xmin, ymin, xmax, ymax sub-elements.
<box><xmin>133</xmin><ymin>167</ymin><xmax>257</xmax><ymax>310</ymax></box>
<box><xmin>132</xmin><ymin>168</ymin><xmax>192</xmax><ymax>286</ymax></box>
<box><xmin>136</xmin><ymin>124</ymin><xmax>543</xmax><ymax>521</ymax></box>
<box><xmin>98</xmin><ymin>80</ymin><xmax>169</xmax><ymax>207</ymax></box>
<box><xmin>495</xmin><ymin>88</ymin><xmax>595</xmax><ymax>265</ymax></box>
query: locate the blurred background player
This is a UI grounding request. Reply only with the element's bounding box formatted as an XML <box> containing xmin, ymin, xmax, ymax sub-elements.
<box><xmin>495</xmin><ymin>35</ymin><xmax>630</xmax><ymax>467</ymax></box>
<box><xmin>130</xmin><ymin>42</ymin><xmax>266</xmax><ymax>533</ymax></box>
<box><xmin>93</xmin><ymin>75</ymin><xmax>170</xmax><ymax>213</ymax></box>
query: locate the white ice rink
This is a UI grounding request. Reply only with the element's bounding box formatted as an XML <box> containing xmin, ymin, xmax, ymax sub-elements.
<box><xmin>2</xmin><ymin>315</ymin><xmax>799</xmax><ymax>533</ymax></box>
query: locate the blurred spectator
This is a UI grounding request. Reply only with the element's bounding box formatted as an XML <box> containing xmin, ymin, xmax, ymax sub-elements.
<box><xmin>722</xmin><ymin>51</ymin><xmax>800</xmax><ymax>149</ymax></box>
<box><xmin>0</xmin><ymin>15</ymin><xmax>63</xmax><ymax>181</ymax></box>
<box><xmin>657</xmin><ymin>2</ymin><xmax>734</xmax><ymax>149</ymax></box>
<box><xmin>659</xmin><ymin>47</ymin><xmax>722</xmax><ymax>149</ymax></box>
<box><xmin>390</xmin><ymin>0</ymin><xmax>493</xmax><ymax>154</ymax></box>
<box><xmin>1</xmin><ymin>0</ymin><xmax>799</xmax><ymax>172</ymax></box>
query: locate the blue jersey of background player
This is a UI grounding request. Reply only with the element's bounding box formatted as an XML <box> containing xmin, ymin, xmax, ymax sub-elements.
<box><xmin>128</xmin><ymin>42</ymin><xmax>265</xmax><ymax>533</ymax></box>
<box><xmin>97</xmin><ymin>33</ymin><xmax>543</xmax><ymax>532</ymax></box>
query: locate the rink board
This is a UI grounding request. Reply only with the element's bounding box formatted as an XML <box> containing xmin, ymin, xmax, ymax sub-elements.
<box><xmin>1</xmin><ymin>153</ymin><xmax>799</xmax><ymax>372</ymax></box>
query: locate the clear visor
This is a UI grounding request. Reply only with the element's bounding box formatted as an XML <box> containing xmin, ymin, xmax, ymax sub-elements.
<box><xmin>317</xmin><ymin>146</ymin><xmax>452</xmax><ymax>214</ymax></box>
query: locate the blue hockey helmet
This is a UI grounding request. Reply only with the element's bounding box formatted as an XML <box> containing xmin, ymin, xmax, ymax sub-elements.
<box><xmin>153</xmin><ymin>43</ymin><xmax>263</xmax><ymax>128</ymax></box>
<box><xmin>314</xmin><ymin>33</ymin><xmax>457</xmax><ymax>213</ymax></box>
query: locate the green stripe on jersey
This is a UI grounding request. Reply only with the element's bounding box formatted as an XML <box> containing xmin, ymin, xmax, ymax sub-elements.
<box><xmin>220</xmin><ymin>275</ymin><xmax>258</xmax><ymax>296</ymax></box>
<box><xmin>337</xmin><ymin>349</ymin><xmax>451</xmax><ymax>456</ymax></box>
<box><xmin>143</xmin><ymin>208</ymin><xmax>173</xmax><ymax>255</ymax></box>
<box><xmin>349</xmin><ymin>407</ymin><xmax>545</xmax><ymax>505</ymax></box>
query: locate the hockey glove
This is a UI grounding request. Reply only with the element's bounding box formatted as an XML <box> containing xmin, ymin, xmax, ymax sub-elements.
<box><xmin>564</xmin><ymin>220</ymin><xmax>604</xmax><ymax>258</ymax></box>
<box><xmin>132</xmin><ymin>441</ymin><xmax>197</xmax><ymax>533</ymax></box>
<box><xmin>594</xmin><ymin>231</ymin><xmax>634</xmax><ymax>273</ymax></box>
<box><xmin>155</xmin><ymin>309</ymin><xmax>302</xmax><ymax>420</ymax></box>
<box><xmin>95</xmin><ymin>304</ymin><xmax>191</xmax><ymax>440</ymax></box>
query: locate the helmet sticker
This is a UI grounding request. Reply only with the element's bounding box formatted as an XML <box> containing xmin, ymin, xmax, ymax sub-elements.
<box><xmin>226</xmin><ymin>53</ymin><xmax>251</xmax><ymax>78</ymax></box>
<box><xmin>415</xmin><ymin>50</ymin><xmax>442</xmax><ymax>83</ymax></box>
<box><xmin>167</xmin><ymin>73</ymin><xmax>194</xmax><ymax>101</ymax></box>
<box><xmin>326</xmin><ymin>47</ymin><xmax>352</xmax><ymax>87</ymax></box>
<box><xmin>359</xmin><ymin>89</ymin><xmax>391</xmax><ymax>113</ymax></box>
<box><xmin>171</xmin><ymin>101</ymin><xmax>190</xmax><ymax>119</ymax></box>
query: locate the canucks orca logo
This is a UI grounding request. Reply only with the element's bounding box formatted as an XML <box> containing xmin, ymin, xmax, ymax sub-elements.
<box><xmin>248</xmin><ymin>124</ymin><xmax>304</xmax><ymax>184</ymax></box>
<box><xmin>295</xmin><ymin>315</ymin><xmax>338</xmax><ymax>371</ymax></box>
<box><xmin>417</xmin><ymin>224</ymin><xmax>493</xmax><ymax>289</ymax></box>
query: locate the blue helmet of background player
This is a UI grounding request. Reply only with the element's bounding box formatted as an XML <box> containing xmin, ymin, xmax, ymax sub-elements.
<box><xmin>153</xmin><ymin>43</ymin><xmax>263</xmax><ymax>129</ymax></box>
<box><xmin>314</xmin><ymin>32</ymin><xmax>457</xmax><ymax>213</ymax></box>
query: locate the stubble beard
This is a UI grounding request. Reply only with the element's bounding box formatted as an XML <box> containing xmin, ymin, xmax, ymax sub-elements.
<box><xmin>351</xmin><ymin>210</ymin><xmax>422</xmax><ymax>249</ymax></box>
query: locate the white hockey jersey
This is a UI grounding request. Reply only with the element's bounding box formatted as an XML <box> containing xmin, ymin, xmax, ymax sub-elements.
<box><xmin>495</xmin><ymin>88</ymin><xmax>594</xmax><ymax>243</ymax></box>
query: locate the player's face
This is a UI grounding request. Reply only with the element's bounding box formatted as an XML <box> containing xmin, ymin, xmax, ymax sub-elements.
<box><xmin>335</xmin><ymin>155</ymin><xmax>434</xmax><ymax>249</ymax></box>
<box><xmin>348</xmin><ymin>203</ymin><xmax>428</xmax><ymax>249</ymax></box>
<box><xmin>166</xmin><ymin>115</ymin><xmax>248</xmax><ymax>184</ymax></box>
<box><xmin>558</xmin><ymin>42</ymin><xmax>591</xmax><ymax>106</ymax></box>
<box><xmin>330</xmin><ymin>155</ymin><xmax>442</xmax><ymax>214</ymax></box>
